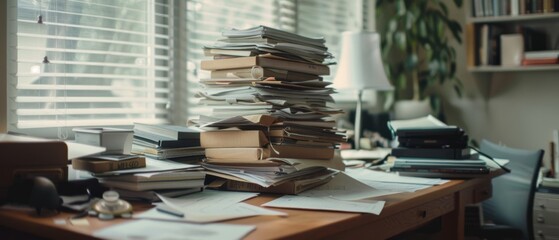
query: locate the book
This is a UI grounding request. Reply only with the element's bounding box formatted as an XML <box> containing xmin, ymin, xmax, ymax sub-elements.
<box><xmin>524</xmin><ymin>50</ymin><xmax>559</xmax><ymax>60</ymax></box>
<box><xmin>522</xmin><ymin>58</ymin><xmax>559</xmax><ymax>65</ymax></box>
<box><xmin>205</xmin><ymin>148</ymin><xmax>269</xmax><ymax>161</ymax></box>
<box><xmin>115</xmin><ymin>187</ymin><xmax>203</xmax><ymax>202</ymax></box>
<box><xmin>200</xmin><ymin>55</ymin><xmax>330</xmax><ymax>76</ymax></box>
<box><xmin>209</xmin><ymin>66</ymin><xmax>320</xmax><ymax>82</ymax></box>
<box><xmin>101</xmin><ymin>170</ymin><xmax>205</xmax><ymax>182</ymax></box>
<box><xmin>133</xmin><ymin>134</ymin><xmax>201</xmax><ymax>149</ymax></box>
<box><xmin>133</xmin><ymin>123</ymin><xmax>201</xmax><ymax>140</ymax></box>
<box><xmin>397</xmin><ymin>135</ymin><xmax>468</xmax><ymax>148</ymax></box>
<box><xmin>131</xmin><ymin>144</ymin><xmax>205</xmax><ymax>160</ymax></box>
<box><xmin>391</xmin><ymin>166</ymin><xmax>491</xmax><ymax>179</ymax></box>
<box><xmin>391</xmin><ymin>147</ymin><xmax>471</xmax><ymax>160</ymax></box>
<box><xmin>200</xmin><ymin>130</ymin><xmax>269</xmax><ymax>148</ymax></box>
<box><xmin>72</xmin><ymin>156</ymin><xmax>146</xmax><ymax>173</ymax></box>
<box><xmin>99</xmin><ymin>178</ymin><xmax>205</xmax><ymax>191</ymax></box>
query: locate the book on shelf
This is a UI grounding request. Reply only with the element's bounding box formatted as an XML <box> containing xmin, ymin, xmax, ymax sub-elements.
<box><xmin>522</xmin><ymin>58</ymin><xmax>559</xmax><ymax>65</ymax></box>
<box><xmin>72</xmin><ymin>156</ymin><xmax>146</xmax><ymax>173</ymax></box>
<box><xmin>200</xmin><ymin>55</ymin><xmax>330</xmax><ymax>76</ymax></box>
<box><xmin>99</xmin><ymin>178</ymin><xmax>205</xmax><ymax>191</ymax></box>
<box><xmin>133</xmin><ymin>123</ymin><xmax>201</xmax><ymax>140</ymax></box>
<box><xmin>471</xmin><ymin>0</ymin><xmax>559</xmax><ymax>17</ymax></box>
<box><xmin>524</xmin><ymin>50</ymin><xmax>559</xmax><ymax>59</ymax></box>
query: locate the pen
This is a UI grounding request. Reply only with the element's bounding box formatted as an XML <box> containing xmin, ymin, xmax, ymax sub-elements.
<box><xmin>156</xmin><ymin>205</ymin><xmax>184</xmax><ymax>218</ymax></box>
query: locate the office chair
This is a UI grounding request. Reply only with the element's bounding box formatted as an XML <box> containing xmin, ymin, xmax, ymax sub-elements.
<box><xmin>466</xmin><ymin>139</ymin><xmax>544</xmax><ymax>240</ymax></box>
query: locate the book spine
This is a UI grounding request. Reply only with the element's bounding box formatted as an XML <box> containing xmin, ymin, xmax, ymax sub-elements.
<box><xmin>73</xmin><ymin>157</ymin><xmax>146</xmax><ymax>173</ymax></box>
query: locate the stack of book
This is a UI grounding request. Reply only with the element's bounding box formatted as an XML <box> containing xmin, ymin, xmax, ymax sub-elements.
<box><xmin>195</xmin><ymin>26</ymin><xmax>346</xmax><ymax>194</ymax></box>
<box><xmin>97</xmin><ymin>170</ymin><xmax>205</xmax><ymax>202</ymax></box>
<box><xmin>72</xmin><ymin>154</ymin><xmax>147</xmax><ymax>173</ymax></box>
<box><xmin>522</xmin><ymin>50</ymin><xmax>559</xmax><ymax>66</ymax></box>
<box><xmin>131</xmin><ymin>123</ymin><xmax>205</xmax><ymax>163</ymax></box>
<box><xmin>388</xmin><ymin>116</ymin><xmax>489</xmax><ymax>178</ymax></box>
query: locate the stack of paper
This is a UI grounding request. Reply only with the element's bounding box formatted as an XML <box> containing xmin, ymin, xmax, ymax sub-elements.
<box><xmin>195</xmin><ymin>26</ymin><xmax>346</xmax><ymax>194</ymax></box>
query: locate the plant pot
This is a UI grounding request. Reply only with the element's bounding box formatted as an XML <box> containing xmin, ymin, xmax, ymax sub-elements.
<box><xmin>393</xmin><ymin>99</ymin><xmax>433</xmax><ymax>120</ymax></box>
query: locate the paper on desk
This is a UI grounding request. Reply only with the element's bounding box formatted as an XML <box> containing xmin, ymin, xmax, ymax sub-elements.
<box><xmin>340</xmin><ymin>149</ymin><xmax>391</xmax><ymax>160</ymax></box>
<box><xmin>262</xmin><ymin>195</ymin><xmax>385</xmax><ymax>215</ymax></box>
<box><xmin>138</xmin><ymin>202</ymin><xmax>286</xmax><ymax>223</ymax></box>
<box><xmin>356</xmin><ymin>179</ymin><xmax>432</xmax><ymax>192</ymax></box>
<box><xmin>135</xmin><ymin>190</ymin><xmax>286</xmax><ymax>223</ymax></box>
<box><xmin>94</xmin><ymin>219</ymin><xmax>255</xmax><ymax>240</ymax></box>
<box><xmin>345</xmin><ymin>168</ymin><xmax>449</xmax><ymax>185</ymax></box>
<box><xmin>300</xmin><ymin>172</ymin><xmax>396</xmax><ymax>200</ymax></box>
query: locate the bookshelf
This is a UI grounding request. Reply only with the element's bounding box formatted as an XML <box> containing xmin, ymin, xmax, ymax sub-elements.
<box><xmin>466</xmin><ymin>1</ymin><xmax>559</xmax><ymax>73</ymax></box>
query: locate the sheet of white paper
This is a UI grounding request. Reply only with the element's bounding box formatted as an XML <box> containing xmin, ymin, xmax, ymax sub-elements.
<box><xmin>299</xmin><ymin>172</ymin><xmax>393</xmax><ymax>201</ymax></box>
<box><xmin>136</xmin><ymin>202</ymin><xmax>286</xmax><ymax>223</ymax></box>
<box><xmin>340</xmin><ymin>149</ymin><xmax>391</xmax><ymax>160</ymax></box>
<box><xmin>94</xmin><ymin>219</ymin><xmax>255</xmax><ymax>240</ymax></box>
<box><xmin>345</xmin><ymin>168</ymin><xmax>449</xmax><ymax>185</ymax></box>
<box><xmin>139</xmin><ymin>190</ymin><xmax>285</xmax><ymax>223</ymax></box>
<box><xmin>65</xmin><ymin>141</ymin><xmax>107</xmax><ymax>159</ymax></box>
<box><xmin>357</xmin><ymin>179</ymin><xmax>432</xmax><ymax>192</ymax></box>
<box><xmin>262</xmin><ymin>195</ymin><xmax>385</xmax><ymax>215</ymax></box>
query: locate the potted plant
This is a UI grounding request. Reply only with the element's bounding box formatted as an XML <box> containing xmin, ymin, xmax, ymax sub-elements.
<box><xmin>376</xmin><ymin>0</ymin><xmax>463</xmax><ymax>119</ymax></box>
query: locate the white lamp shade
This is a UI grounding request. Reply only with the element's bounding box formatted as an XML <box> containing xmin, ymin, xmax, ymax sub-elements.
<box><xmin>333</xmin><ymin>31</ymin><xmax>393</xmax><ymax>91</ymax></box>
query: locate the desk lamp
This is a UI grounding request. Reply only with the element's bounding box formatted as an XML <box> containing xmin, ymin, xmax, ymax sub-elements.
<box><xmin>333</xmin><ymin>31</ymin><xmax>393</xmax><ymax>149</ymax></box>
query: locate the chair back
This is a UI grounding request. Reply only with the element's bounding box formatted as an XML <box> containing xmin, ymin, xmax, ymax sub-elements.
<box><xmin>480</xmin><ymin>139</ymin><xmax>544</xmax><ymax>240</ymax></box>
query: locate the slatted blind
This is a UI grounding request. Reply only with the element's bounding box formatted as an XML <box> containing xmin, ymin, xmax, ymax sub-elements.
<box><xmin>7</xmin><ymin>0</ymin><xmax>358</xmax><ymax>132</ymax></box>
<box><xmin>8</xmin><ymin>0</ymin><xmax>172</xmax><ymax>129</ymax></box>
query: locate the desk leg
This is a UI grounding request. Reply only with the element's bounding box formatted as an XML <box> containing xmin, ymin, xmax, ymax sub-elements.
<box><xmin>440</xmin><ymin>191</ymin><xmax>465</xmax><ymax>240</ymax></box>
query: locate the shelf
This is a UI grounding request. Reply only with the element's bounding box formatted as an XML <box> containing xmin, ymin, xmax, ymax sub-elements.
<box><xmin>468</xmin><ymin>65</ymin><xmax>559</xmax><ymax>72</ymax></box>
<box><xmin>467</xmin><ymin>12</ymin><xmax>559</xmax><ymax>23</ymax></box>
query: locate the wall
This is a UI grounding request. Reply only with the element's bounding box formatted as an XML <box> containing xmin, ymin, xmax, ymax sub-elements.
<box><xmin>0</xmin><ymin>0</ymin><xmax>7</xmax><ymax>133</ymax></box>
<box><xmin>443</xmin><ymin>1</ymin><xmax>559</xmax><ymax>168</ymax></box>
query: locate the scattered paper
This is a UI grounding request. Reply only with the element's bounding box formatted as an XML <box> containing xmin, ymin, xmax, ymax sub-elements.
<box><xmin>94</xmin><ymin>219</ymin><xmax>255</xmax><ymax>240</ymax></box>
<box><xmin>300</xmin><ymin>172</ymin><xmax>395</xmax><ymax>200</ymax></box>
<box><xmin>69</xmin><ymin>218</ymin><xmax>89</xmax><ymax>226</ymax></box>
<box><xmin>53</xmin><ymin>219</ymin><xmax>67</xmax><ymax>225</ymax></box>
<box><xmin>356</xmin><ymin>179</ymin><xmax>432</xmax><ymax>193</ymax></box>
<box><xmin>262</xmin><ymin>195</ymin><xmax>385</xmax><ymax>215</ymax></box>
<box><xmin>135</xmin><ymin>190</ymin><xmax>286</xmax><ymax>223</ymax></box>
<box><xmin>345</xmin><ymin>168</ymin><xmax>449</xmax><ymax>185</ymax></box>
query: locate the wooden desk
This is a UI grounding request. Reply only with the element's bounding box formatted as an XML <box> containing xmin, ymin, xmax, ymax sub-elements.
<box><xmin>0</xmin><ymin>173</ymin><xmax>498</xmax><ymax>240</ymax></box>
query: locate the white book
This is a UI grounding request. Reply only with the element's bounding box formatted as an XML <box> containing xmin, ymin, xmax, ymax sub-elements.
<box><xmin>510</xmin><ymin>0</ymin><xmax>519</xmax><ymax>15</ymax></box>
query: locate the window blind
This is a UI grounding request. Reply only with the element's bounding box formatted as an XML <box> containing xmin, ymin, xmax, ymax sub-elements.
<box><xmin>8</xmin><ymin>0</ymin><xmax>172</xmax><ymax>129</ymax></box>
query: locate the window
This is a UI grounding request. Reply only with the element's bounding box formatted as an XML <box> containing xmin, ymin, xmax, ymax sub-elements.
<box><xmin>8</xmin><ymin>0</ymin><xmax>173</xmax><ymax>136</ymax></box>
<box><xmin>6</xmin><ymin>0</ymin><xmax>361</xmax><ymax>137</ymax></box>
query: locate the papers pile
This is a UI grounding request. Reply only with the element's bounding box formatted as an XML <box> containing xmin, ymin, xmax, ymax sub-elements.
<box><xmin>194</xmin><ymin>26</ymin><xmax>346</xmax><ymax>194</ymax></box>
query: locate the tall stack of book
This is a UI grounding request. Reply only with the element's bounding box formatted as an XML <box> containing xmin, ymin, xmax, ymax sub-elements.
<box><xmin>131</xmin><ymin>123</ymin><xmax>205</xmax><ymax>163</ymax></box>
<box><xmin>196</xmin><ymin>26</ymin><xmax>346</xmax><ymax>194</ymax></box>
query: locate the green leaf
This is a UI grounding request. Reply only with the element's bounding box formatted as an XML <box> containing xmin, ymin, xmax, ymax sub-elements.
<box><xmin>396</xmin><ymin>0</ymin><xmax>406</xmax><ymax>16</ymax></box>
<box><xmin>454</xmin><ymin>0</ymin><xmax>463</xmax><ymax>7</ymax></box>
<box><xmin>397</xmin><ymin>73</ymin><xmax>407</xmax><ymax>90</ymax></box>
<box><xmin>405</xmin><ymin>54</ymin><xmax>418</xmax><ymax>70</ymax></box>
<box><xmin>453</xmin><ymin>84</ymin><xmax>462</xmax><ymax>97</ymax></box>
<box><xmin>395</xmin><ymin>31</ymin><xmax>407</xmax><ymax>50</ymax></box>
<box><xmin>438</xmin><ymin>2</ymin><xmax>448</xmax><ymax>16</ymax></box>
